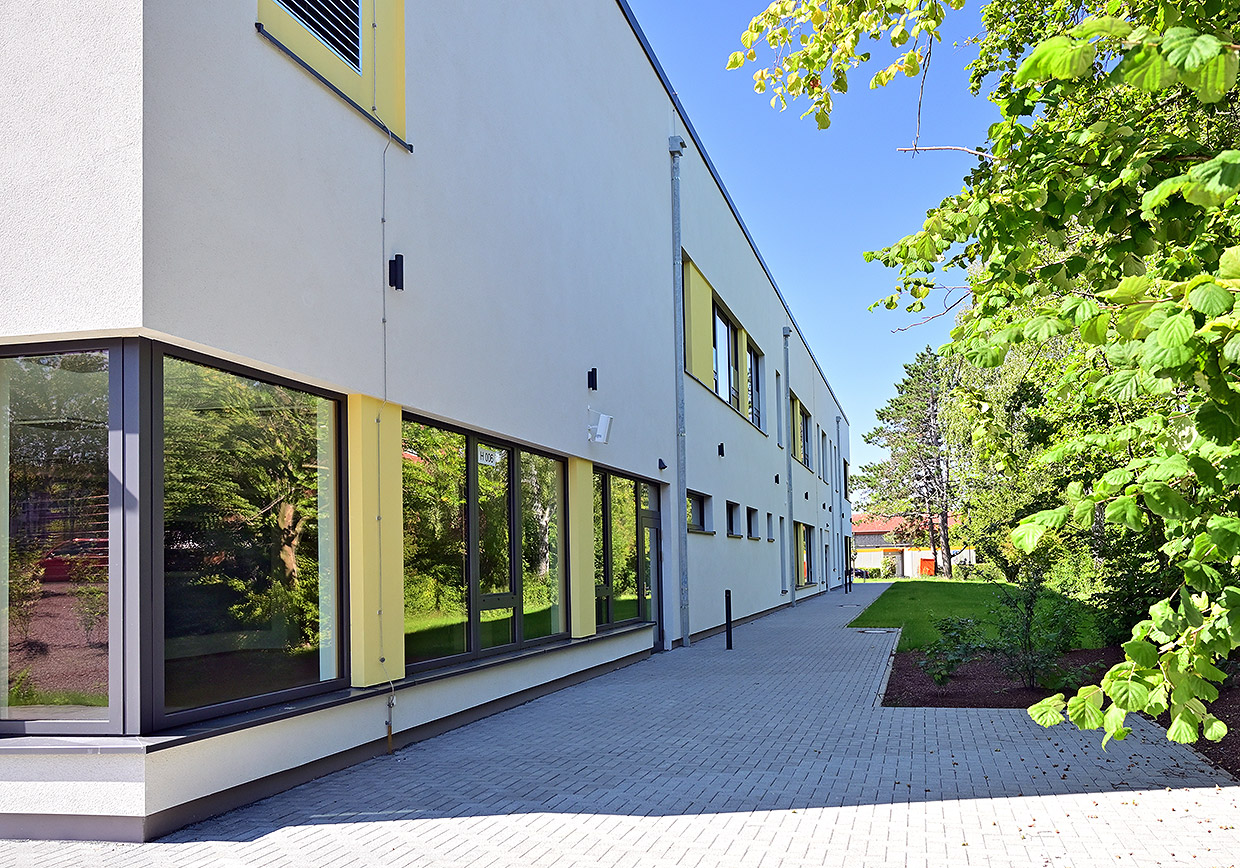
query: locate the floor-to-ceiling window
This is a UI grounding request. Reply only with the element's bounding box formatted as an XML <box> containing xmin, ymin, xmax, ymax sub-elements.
<box><xmin>402</xmin><ymin>417</ymin><xmax>567</xmax><ymax>669</ymax></box>
<box><xmin>1</xmin><ymin>348</ymin><xmax>114</xmax><ymax>729</ymax></box>
<box><xmin>160</xmin><ymin>353</ymin><xmax>343</xmax><ymax>720</ymax></box>
<box><xmin>594</xmin><ymin>470</ymin><xmax>659</xmax><ymax>628</ymax></box>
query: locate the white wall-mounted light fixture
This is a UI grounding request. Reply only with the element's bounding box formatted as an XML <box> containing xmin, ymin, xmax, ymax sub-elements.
<box><xmin>587</xmin><ymin>406</ymin><xmax>613</xmax><ymax>443</ymax></box>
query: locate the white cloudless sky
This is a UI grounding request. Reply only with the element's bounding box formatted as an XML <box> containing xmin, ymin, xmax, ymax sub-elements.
<box><xmin>622</xmin><ymin>0</ymin><xmax>1002</xmax><ymax>470</ymax></box>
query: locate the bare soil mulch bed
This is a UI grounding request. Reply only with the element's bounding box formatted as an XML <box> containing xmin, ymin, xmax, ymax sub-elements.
<box><xmin>883</xmin><ymin>646</ymin><xmax>1240</xmax><ymax>781</ymax></box>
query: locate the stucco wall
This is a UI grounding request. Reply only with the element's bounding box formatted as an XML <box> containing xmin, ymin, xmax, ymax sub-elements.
<box><xmin>0</xmin><ymin>2</ymin><xmax>144</xmax><ymax>339</ymax></box>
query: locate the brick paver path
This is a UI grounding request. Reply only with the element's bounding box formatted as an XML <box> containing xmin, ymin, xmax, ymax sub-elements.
<box><xmin>5</xmin><ymin>583</ymin><xmax>1239</xmax><ymax>867</ymax></box>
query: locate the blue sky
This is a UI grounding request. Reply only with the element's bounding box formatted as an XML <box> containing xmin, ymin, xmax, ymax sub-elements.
<box><xmin>622</xmin><ymin>0</ymin><xmax>1001</xmax><ymax>470</ymax></box>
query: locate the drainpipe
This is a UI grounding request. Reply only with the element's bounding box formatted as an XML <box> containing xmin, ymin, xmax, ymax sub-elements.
<box><xmin>836</xmin><ymin>414</ymin><xmax>844</xmax><ymax>582</ymax></box>
<box><xmin>783</xmin><ymin>327</ymin><xmax>795</xmax><ymax>607</ymax></box>
<box><xmin>670</xmin><ymin>134</ymin><xmax>691</xmax><ymax>647</ymax></box>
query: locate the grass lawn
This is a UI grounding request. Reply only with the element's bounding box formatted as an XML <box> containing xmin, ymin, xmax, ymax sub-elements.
<box><xmin>848</xmin><ymin>578</ymin><xmax>1104</xmax><ymax>652</ymax></box>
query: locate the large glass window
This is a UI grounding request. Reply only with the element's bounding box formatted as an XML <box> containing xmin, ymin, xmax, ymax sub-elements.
<box><xmin>402</xmin><ymin>422</ymin><xmax>468</xmax><ymax>663</ymax></box>
<box><xmin>520</xmin><ymin>452</ymin><xmax>565</xmax><ymax>641</ymax></box>
<box><xmin>748</xmin><ymin>346</ymin><xmax>762</xmax><ymax>428</ymax></box>
<box><xmin>2</xmin><ymin>351</ymin><xmax>111</xmax><ymax>723</ymax></box>
<box><xmin>795</xmin><ymin>522</ymin><xmax>814</xmax><ymax>588</ymax></box>
<box><xmin>595</xmin><ymin>470</ymin><xmax>658</xmax><ymax>628</ymax></box>
<box><xmin>161</xmin><ymin>356</ymin><xmax>341</xmax><ymax>715</ymax></box>
<box><xmin>713</xmin><ymin>305</ymin><xmax>740</xmax><ymax>410</ymax></box>
<box><xmin>403</xmin><ymin>418</ymin><xmax>567</xmax><ymax>667</ymax></box>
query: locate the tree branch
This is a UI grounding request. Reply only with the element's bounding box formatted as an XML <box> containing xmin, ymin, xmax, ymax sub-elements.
<box><xmin>897</xmin><ymin>145</ymin><xmax>996</xmax><ymax>160</ymax></box>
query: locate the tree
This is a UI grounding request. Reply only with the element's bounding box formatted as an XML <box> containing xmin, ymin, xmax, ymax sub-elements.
<box><xmin>857</xmin><ymin>347</ymin><xmax>963</xmax><ymax>575</ymax></box>
<box><xmin>733</xmin><ymin>0</ymin><xmax>1240</xmax><ymax>745</ymax></box>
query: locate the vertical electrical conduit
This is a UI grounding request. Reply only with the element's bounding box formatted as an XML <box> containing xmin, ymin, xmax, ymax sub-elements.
<box><xmin>669</xmin><ymin>134</ymin><xmax>691</xmax><ymax>648</ymax></box>
<box><xmin>783</xmin><ymin>327</ymin><xmax>795</xmax><ymax>607</ymax></box>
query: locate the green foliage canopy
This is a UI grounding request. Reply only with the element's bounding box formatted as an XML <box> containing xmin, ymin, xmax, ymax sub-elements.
<box><xmin>734</xmin><ymin>0</ymin><xmax>1240</xmax><ymax>744</ymax></box>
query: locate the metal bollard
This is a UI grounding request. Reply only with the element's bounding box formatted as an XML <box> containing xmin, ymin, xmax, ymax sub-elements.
<box><xmin>725</xmin><ymin>589</ymin><xmax>733</xmax><ymax>650</ymax></box>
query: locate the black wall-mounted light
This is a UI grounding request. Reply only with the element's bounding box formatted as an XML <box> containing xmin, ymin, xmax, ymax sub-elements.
<box><xmin>388</xmin><ymin>254</ymin><xmax>404</xmax><ymax>291</ymax></box>
<box><xmin>718</xmin><ymin>443</ymin><xmax>725</xmax><ymax>457</ymax></box>
<box><xmin>658</xmin><ymin>458</ymin><xmax>668</xmax><ymax>471</ymax></box>
<box><xmin>587</xmin><ymin>368</ymin><xmax>598</xmax><ymax>390</ymax></box>
<box><xmin>805</xmin><ymin>492</ymin><xmax>810</xmax><ymax>500</ymax></box>
<box><xmin>774</xmin><ymin>474</ymin><xmax>779</xmax><ymax>484</ymax></box>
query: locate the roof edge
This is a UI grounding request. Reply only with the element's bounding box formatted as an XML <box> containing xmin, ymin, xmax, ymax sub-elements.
<box><xmin>613</xmin><ymin>0</ymin><xmax>849</xmax><ymax>426</ymax></box>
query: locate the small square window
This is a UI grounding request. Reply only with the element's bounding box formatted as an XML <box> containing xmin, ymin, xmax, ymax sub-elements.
<box><xmin>767</xmin><ymin>512</ymin><xmax>775</xmax><ymax>541</ymax></box>
<box><xmin>726</xmin><ymin>501</ymin><xmax>741</xmax><ymax>537</ymax></box>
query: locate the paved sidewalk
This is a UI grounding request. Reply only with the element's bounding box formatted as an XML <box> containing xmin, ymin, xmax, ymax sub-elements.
<box><xmin>5</xmin><ymin>583</ymin><xmax>1239</xmax><ymax>868</ymax></box>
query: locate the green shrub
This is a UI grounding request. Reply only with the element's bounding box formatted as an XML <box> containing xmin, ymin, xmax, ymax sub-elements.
<box><xmin>919</xmin><ymin>617</ymin><xmax>984</xmax><ymax>684</ymax></box>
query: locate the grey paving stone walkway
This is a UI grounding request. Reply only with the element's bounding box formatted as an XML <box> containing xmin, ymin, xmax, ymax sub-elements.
<box><xmin>5</xmin><ymin>582</ymin><xmax>1240</xmax><ymax>868</ymax></box>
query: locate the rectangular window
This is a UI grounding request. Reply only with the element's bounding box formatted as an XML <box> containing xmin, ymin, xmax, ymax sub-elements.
<box><xmin>595</xmin><ymin>469</ymin><xmax>658</xmax><ymax>627</ymax></box>
<box><xmin>2</xmin><ymin>350</ymin><xmax>114</xmax><ymax>727</ymax></box>
<box><xmin>843</xmin><ymin>459</ymin><xmax>851</xmax><ymax>501</ymax></box>
<box><xmin>795</xmin><ymin>522</ymin><xmax>814</xmax><ymax>587</ymax></box>
<box><xmin>800</xmin><ymin>406</ymin><xmax>813</xmax><ymax>470</ymax></box>
<box><xmin>747</xmin><ymin>346</ymin><xmax>762</xmax><ymax>428</ymax></box>
<box><xmin>767</xmin><ymin>512</ymin><xmax>775</xmax><ymax>541</ymax></box>
<box><xmin>712</xmin><ymin>304</ymin><xmax>740</xmax><ymax>410</ymax></box>
<box><xmin>746</xmin><ymin>507</ymin><xmax>760</xmax><ymax>540</ymax></box>
<box><xmin>821</xmin><ymin>431</ymin><xmax>828</xmax><ymax>481</ymax></box>
<box><xmin>686</xmin><ymin>491</ymin><xmax>708</xmax><ymax>532</ymax></box>
<box><xmin>402</xmin><ymin>421</ymin><xmax>468</xmax><ymax>663</ymax></box>
<box><xmin>775</xmin><ymin>372</ymin><xmax>782</xmax><ymax>446</ymax></box>
<box><xmin>161</xmin><ymin>355</ymin><xmax>342</xmax><ymax>717</ymax></box>
<box><xmin>402</xmin><ymin>419</ymin><xmax>567</xmax><ymax>667</ymax></box>
<box><xmin>725</xmin><ymin>501</ymin><xmax>741</xmax><ymax>537</ymax></box>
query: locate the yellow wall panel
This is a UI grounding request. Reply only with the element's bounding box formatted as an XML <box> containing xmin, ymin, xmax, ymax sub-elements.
<box><xmin>346</xmin><ymin>395</ymin><xmax>405</xmax><ymax>686</ymax></box>
<box><xmin>567</xmin><ymin>457</ymin><xmax>597</xmax><ymax>639</ymax></box>
<box><xmin>683</xmin><ymin>259</ymin><xmax>715</xmax><ymax>385</ymax></box>
<box><xmin>258</xmin><ymin>0</ymin><xmax>406</xmax><ymax>139</ymax></box>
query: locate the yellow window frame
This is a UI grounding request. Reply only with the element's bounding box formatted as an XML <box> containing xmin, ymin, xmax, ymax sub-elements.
<box><xmin>257</xmin><ymin>0</ymin><xmax>406</xmax><ymax>141</ymax></box>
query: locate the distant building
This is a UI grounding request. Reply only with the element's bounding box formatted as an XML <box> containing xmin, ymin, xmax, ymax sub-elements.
<box><xmin>852</xmin><ymin>514</ymin><xmax>974</xmax><ymax>577</ymax></box>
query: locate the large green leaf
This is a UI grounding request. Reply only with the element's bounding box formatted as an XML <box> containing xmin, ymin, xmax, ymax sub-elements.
<box><xmin>1167</xmin><ymin>712</ymin><xmax>1198</xmax><ymax>743</ymax></box>
<box><xmin>1105</xmin><ymin>496</ymin><xmax>1146</xmax><ymax>531</ymax></box>
<box><xmin>1157</xmin><ymin>313</ymin><xmax>1196</xmax><ymax>347</ymax></box>
<box><xmin>1070</xmin><ymin>16</ymin><xmax>1132</xmax><ymax>40</ymax></box>
<box><xmin>1162</xmin><ymin>27</ymin><xmax>1222</xmax><ymax>71</ymax></box>
<box><xmin>1122</xmin><ymin>639</ymin><xmax>1159</xmax><ymax>668</ymax></box>
<box><xmin>1080</xmin><ymin>312</ymin><xmax>1111</xmax><ymax>344</ymax></box>
<box><xmin>1221</xmin><ymin>246</ymin><xmax>1240</xmax><ymax>281</ymax></box>
<box><xmin>1116</xmin><ymin>45</ymin><xmax>1179</xmax><ymax>91</ymax></box>
<box><xmin>1011</xmin><ymin>521</ymin><xmax>1047</xmax><ymax>552</ymax></box>
<box><xmin>1109</xmin><ymin>679</ymin><xmax>1151</xmax><ymax>712</ymax></box>
<box><xmin>1182</xmin><ymin>51</ymin><xmax>1239</xmax><ymax>103</ymax></box>
<box><xmin>1207</xmin><ymin>515</ymin><xmax>1240</xmax><ymax>558</ymax></box>
<box><xmin>1029</xmin><ymin>694</ymin><xmax>1066</xmax><ymax>727</ymax></box>
<box><xmin>1142</xmin><ymin>482</ymin><xmax>1195</xmax><ymax>521</ymax></box>
<box><xmin>1196</xmin><ymin>403</ymin><xmax>1240</xmax><ymax>443</ymax></box>
<box><xmin>1015</xmin><ymin>35</ymin><xmax>1096</xmax><ymax>83</ymax></box>
<box><xmin>1067</xmin><ymin>687</ymin><xmax>1106</xmax><ymax>729</ymax></box>
<box><xmin>1187</xmin><ymin>282</ymin><xmax>1234</xmax><ymax>317</ymax></box>
<box><xmin>1203</xmin><ymin>715</ymin><xmax>1229</xmax><ymax>742</ymax></box>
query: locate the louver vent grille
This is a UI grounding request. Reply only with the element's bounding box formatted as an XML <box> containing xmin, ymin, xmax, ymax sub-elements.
<box><xmin>277</xmin><ymin>0</ymin><xmax>362</xmax><ymax>70</ymax></box>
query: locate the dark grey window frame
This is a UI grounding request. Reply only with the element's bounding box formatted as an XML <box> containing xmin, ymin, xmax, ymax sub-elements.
<box><xmin>746</xmin><ymin>507</ymin><xmax>760</xmax><ymax>540</ymax></box>
<box><xmin>402</xmin><ymin>413</ymin><xmax>572</xmax><ymax>675</ymax></box>
<box><xmin>0</xmin><ymin>339</ymin><xmax>127</xmax><ymax>736</ymax></box>
<box><xmin>593</xmin><ymin>467</ymin><xmax>659</xmax><ymax>630</ymax></box>
<box><xmin>686</xmin><ymin>490</ymin><xmax>707</xmax><ymax>533</ymax></box>
<box><xmin>150</xmin><ymin>342</ymin><xmax>351</xmax><ymax>731</ymax></box>
<box><xmin>747</xmin><ymin>346</ymin><xmax>762</xmax><ymax>429</ymax></box>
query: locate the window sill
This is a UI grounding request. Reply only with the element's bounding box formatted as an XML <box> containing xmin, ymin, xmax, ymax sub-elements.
<box><xmin>795</xmin><ymin>582</ymin><xmax>818</xmax><ymax>590</ymax></box>
<box><xmin>747</xmin><ymin>535</ymin><xmax>761</xmax><ymax>541</ymax></box>
<box><xmin>688</xmin><ymin>527</ymin><xmax>715</xmax><ymax>535</ymax></box>
<box><xmin>767</xmin><ymin>537</ymin><xmax>775</xmax><ymax>542</ymax></box>
<box><xmin>726</xmin><ymin>532</ymin><xmax>744</xmax><ymax>539</ymax></box>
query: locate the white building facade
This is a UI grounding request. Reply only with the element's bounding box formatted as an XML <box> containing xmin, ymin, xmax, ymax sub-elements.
<box><xmin>0</xmin><ymin>0</ymin><xmax>851</xmax><ymax>840</ymax></box>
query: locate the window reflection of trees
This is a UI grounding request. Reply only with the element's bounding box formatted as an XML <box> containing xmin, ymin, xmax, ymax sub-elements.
<box><xmin>3</xmin><ymin>352</ymin><xmax>110</xmax><ymax>721</ymax></box>
<box><xmin>162</xmin><ymin>357</ymin><xmax>337</xmax><ymax>713</ymax></box>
